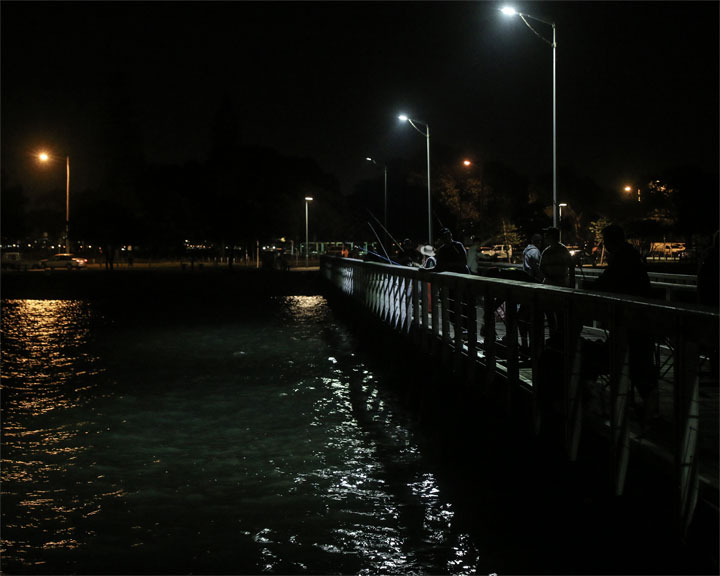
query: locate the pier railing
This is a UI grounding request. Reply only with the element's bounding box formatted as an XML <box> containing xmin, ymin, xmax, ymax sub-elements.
<box><xmin>321</xmin><ymin>256</ymin><xmax>719</xmax><ymax>537</ymax></box>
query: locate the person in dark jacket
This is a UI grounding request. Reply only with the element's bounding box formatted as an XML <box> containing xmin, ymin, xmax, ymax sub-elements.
<box><xmin>594</xmin><ymin>224</ymin><xmax>651</xmax><ymax>298</ymax></box>
<box><xmin>434</xmin><ymin>228</ymin><xmax>469</xmax><ymax>274</ymax></box>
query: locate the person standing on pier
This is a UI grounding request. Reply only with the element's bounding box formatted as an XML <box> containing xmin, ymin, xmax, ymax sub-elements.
<box><xmin>593</xmin><ymin>223</ymin><xmax>658</xmax><ymax>420</ymax></box>
<box><xmin>539</xmin><ymin>227</ymin><xmax>574</xmax><ymax>341</ymax></box>
<box><xmin>539</xmin><ymin>227</ymin><xmax>574</xmax><ymax>288</ymax></box>
<box><xmin>466</xmin><ymin>236</ymin><xmax>484</xmax><ymax>274</ymax></box>
<box><xmin>522</xmin><ymin>233</ymin><xmax>544</xmax><ymax>283</ymax></box>
<box><xmin>434</xmin><ymin>228</ymin><xmax>469</xmax><ymax>274</ymax></box>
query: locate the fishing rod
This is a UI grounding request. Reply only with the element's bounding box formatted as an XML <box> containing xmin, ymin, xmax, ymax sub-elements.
<box><xmin>367</xmin><ymin>221</ymin><xmax>396</xmax><ymax>265</ymax></box>
<box><xmin>366</xmin><ymin>209</ymin><xmax>402</xmax><ymax>253</ymax></box>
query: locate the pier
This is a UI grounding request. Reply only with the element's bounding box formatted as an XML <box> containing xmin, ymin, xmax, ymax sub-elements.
<box><xmin>321</xmin><ymin>256</ymin><xmax>719</xmax><ymax>554</ymax></box>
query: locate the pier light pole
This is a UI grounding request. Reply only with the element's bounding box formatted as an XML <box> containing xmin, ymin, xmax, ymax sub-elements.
<box><xmin>398</xmin><ymin>114</ymin><xmax>432</xmax><ymax>245</ymax></box>
<box><xmin>500</xmin><ymin>6</ymin><xmax>557</xmax><ymax>227</ymax></box>
<box><xmin>305</xmin><ymin>196</ymin><xmax>313</xmax><ymax>266</ymax></box>
<box><xmin>38</xmin><ymin>151</ymin><xmax>71</xmax><ymax>252</ymax></box>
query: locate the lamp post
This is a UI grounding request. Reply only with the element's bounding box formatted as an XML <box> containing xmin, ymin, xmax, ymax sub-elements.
<box><xmin>558</xmin><ymin>202</ymin><xmax>567</xmax><ymax>242</ymax></box>
<box><xmin>398</xmin><ymin>114</ymin><xmax>432</xmax><ymax>244</ymax></box>
<box><xmin>365</xmin><ymin>157</ymin><xmax>388</xmax><ymax>233</ymax></box>
<box><xmin>304</xmin><ymin>196</ymin><xmax>313</xmax><ymax>266</ymax></box>
<box><xmin>38</xmin><ymin>151</ymin><xmax>71</xmax><ymax>253</ymax></box>
<box><xmin>624</xmin><ymin>185</ymin><xmax>641</xmax><ymax>202</ymax></box>
<box><xmin>500</xmin><ymin>6</ymin><xmax>557</xmax><ymax>227</ymax></box>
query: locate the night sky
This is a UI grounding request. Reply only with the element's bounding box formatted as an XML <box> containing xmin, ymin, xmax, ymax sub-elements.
<box><xmin>2</xmin><ymin>1</ymin><xmax>719</xmax><ymax>206</ymax></box>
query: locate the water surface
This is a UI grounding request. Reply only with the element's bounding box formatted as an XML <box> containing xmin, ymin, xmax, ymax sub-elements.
<box><xmin>1</xmin><ymin>295</ymin><xmax>480</xmax><ymax>574</ymax></box>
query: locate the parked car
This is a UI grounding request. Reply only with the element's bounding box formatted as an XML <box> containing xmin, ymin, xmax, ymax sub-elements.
<box><xmin>480</xmin><ymin>244</ymin><xmax>513</xmax><ymax>261</ymax></box>
<box><xmin>40</xmin><ymin>253</ymin><xmax>88</xmax><ymax>270</ymax></box>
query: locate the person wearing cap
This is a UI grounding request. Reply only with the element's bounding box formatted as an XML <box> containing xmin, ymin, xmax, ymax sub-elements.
<box><xmin>434</xmin><ymin>228</ymin><xmax>470</xmax><ymax>274</ymax></box>
<box><xmin>539</xmin><ymin>227</ymin><xmax>574</xmax><ymax>288</ymax></box>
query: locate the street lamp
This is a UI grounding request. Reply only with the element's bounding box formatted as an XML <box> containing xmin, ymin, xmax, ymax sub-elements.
<box><xmin>558</xmin><ymin>202</ymin><xmax>568</xmax><ymax>242</ymax></box>
<box><xmin>38</xmin><ymin>151</ymin><xmax>71</xmax><ymax>253</ymax></box>
<box><xmin>500</xmin><ymin>6</ymin><xmax>558</xmax><ymax>227</ymax></box>
<box><xmin>304</xmin><ymin>196</ymin><xmax>313</xmax><ymax>266</ymax></box>
<box><xmin>398</xmin><ymin>114</ymin><xmax>432</xmax><ymax>244</ymax></box>
<box><xmin>624</xmin><ymin>185</ymin><xmax>641</xmax><ymax>202</ymax></box>
<box><xmin>365</xmin><ymin>157</ymin><xmax>388</xmax><ymax>233</ymax></box>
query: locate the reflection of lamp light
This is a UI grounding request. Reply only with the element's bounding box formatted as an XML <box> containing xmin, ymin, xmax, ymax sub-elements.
<box><xmin>500</xmin><ymin>6</ymin><xmax>557</xmax><ymax>226</ymax></box>
<box><xmin>398</xmin><ymin>114</ymin><xmax>432</xmax><ymax>244</ymax></box>
<box><xmin>304</xmin><ymin>197</ymin><xmax>313</xmax><ymax>266</ymax></box>
<box><xmin>38</xmin><ymin>151</ymin><xmax>71</xmax><ymax>252</ymax></box>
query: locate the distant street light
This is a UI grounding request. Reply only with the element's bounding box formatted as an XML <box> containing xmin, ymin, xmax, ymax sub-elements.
<box><xmin>500</xmin><ymin>6</ymin><xmax>558</xmax><ymax>227</ymax></box>
<box><xmin>398</xmin><ymin>114</ymin><xmax>432</xmax><ymax>244</ymax></box>
<box><xmin>624</xmin><ymin>184</ymin><xmax>641</xmax><ymax>202</ymax></box>
<box><xmin>558</xmin><ymin>202</ymin><xmax>568</xmax><ymax>242</ymax></box>
<box><xmin>37</xmin><ymin>151</ymin><xmax>71</xmax><ymax>252</ymax></box>
<box><xmin>462</xmin><ymin>159</ymin><xmax>472</xmax><ymax>167</ymax></box>
<box><xmin>304</xmin><ymin>196</ymin><xmax>313</xmax><ymax>266</ymax></box>
<box><xmin>365</xmin><ymin>157</ymin><xmax>388</xmax><ymax>233</ymax></box>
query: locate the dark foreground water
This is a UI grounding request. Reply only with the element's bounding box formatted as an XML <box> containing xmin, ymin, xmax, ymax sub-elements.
<box><xmin>1</xmin><ymin>284</ymin><xmax>715</xmax><ymax>575</ymax></box>
<box><xmin>1</xmin><ymin>294</ymin><xmax>483</xmax><ymax>575</ymax></box>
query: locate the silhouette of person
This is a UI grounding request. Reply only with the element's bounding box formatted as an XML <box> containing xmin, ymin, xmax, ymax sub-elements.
<box><xmin>594</xmin><ymin>223</ymin><xmax>651</xmax><ymax>298</ymax></box>
<box><xmin>593</xmin><ymin>223</ymin><xmax>657</xmax><ymax>420</ymax></box>
<box><xmin>539</xmin><ymin>227</ymin><xmax>575</xmax><ymax>342</ymax></box>
<box><xmin>466</xmin><ymin>236</ymin><xmax>483</xmax><ymax>274</ymax></box>
<box><xmin>396</xmin><ymin>238</ymin><xmax>422</xmax><ymax>267</ymax></box>
<box><xmin>434</xmin><ymin>228</ymin><xmax>469</xmax><ymax>274</ymax></box>
<box><xmin>540</xmin><ymin>227</ymin><xmax>574</xmax><ymax>288</ymax></box>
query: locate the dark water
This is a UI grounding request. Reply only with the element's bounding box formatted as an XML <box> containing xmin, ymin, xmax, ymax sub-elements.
<box><xmin>1</xmin><ymin>295</ymin><xmax>482</xmax><ymax>575</ymax></box>
<box><xmin>2</xmin><ymin>290</ymin><xmax>715</xmax><ymax>575</ymax></box>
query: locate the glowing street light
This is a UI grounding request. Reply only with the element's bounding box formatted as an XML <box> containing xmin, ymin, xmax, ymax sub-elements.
<box><xmin>462</xmin><ymin>159</ymin><xmax>472</xmax><ymax>167</ymax></box>
<box><xmin>304</xmin><ymin>196</ymin><xmax>313</xmax><ymax>266</ymax></box>
<box><xmin>398</xmin><ymin>114</ymin><xmax>432</xmax><ymax>244</ymax></box>
<box><xmin>500</xmin><ymin>5</ymin><xmax>558</xmax><ymax>227</ymax></box>
<box><xmin>37</xmin><ymin>151</ymin><xmax>71</xmax><ymax>253</ymax></box>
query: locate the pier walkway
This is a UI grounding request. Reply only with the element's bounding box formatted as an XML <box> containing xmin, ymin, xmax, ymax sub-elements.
<box><xmin>321</xmin><ymin>256</ymin><xmax>719</xmax><ymax>546</ymax></box>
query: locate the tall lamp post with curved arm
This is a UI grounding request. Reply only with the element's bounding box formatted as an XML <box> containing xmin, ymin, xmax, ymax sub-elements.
<box><xmin>500</xmin><ymin>6</ymin><xmax>558</xmax><ymax>227</ymax></box>
<box><xmin>38</xmin><ymin>151</ymin><xmax>71</xmax><ymax>252</ymax></box>
<box><xmin>398</xmin><ymin>114</ymin><xmax>432</xmax><ymax>245</ymax></box>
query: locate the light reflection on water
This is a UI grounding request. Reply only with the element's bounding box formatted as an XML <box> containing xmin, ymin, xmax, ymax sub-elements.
<box><xmin>1</xmin><ymin>295</ymin><xmax>480</xmax><ymax>574</ymax></box>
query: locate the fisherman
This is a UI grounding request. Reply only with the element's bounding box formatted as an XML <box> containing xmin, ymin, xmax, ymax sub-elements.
<box><xmin>434</xmin><ymin>228</ymin><xmax>469</xmax><ymax>274</ymax></box>
<box><xmin>395</xmin><ymin>238</ymin><xmax>423</xmax><ymax>267</ymax></box>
